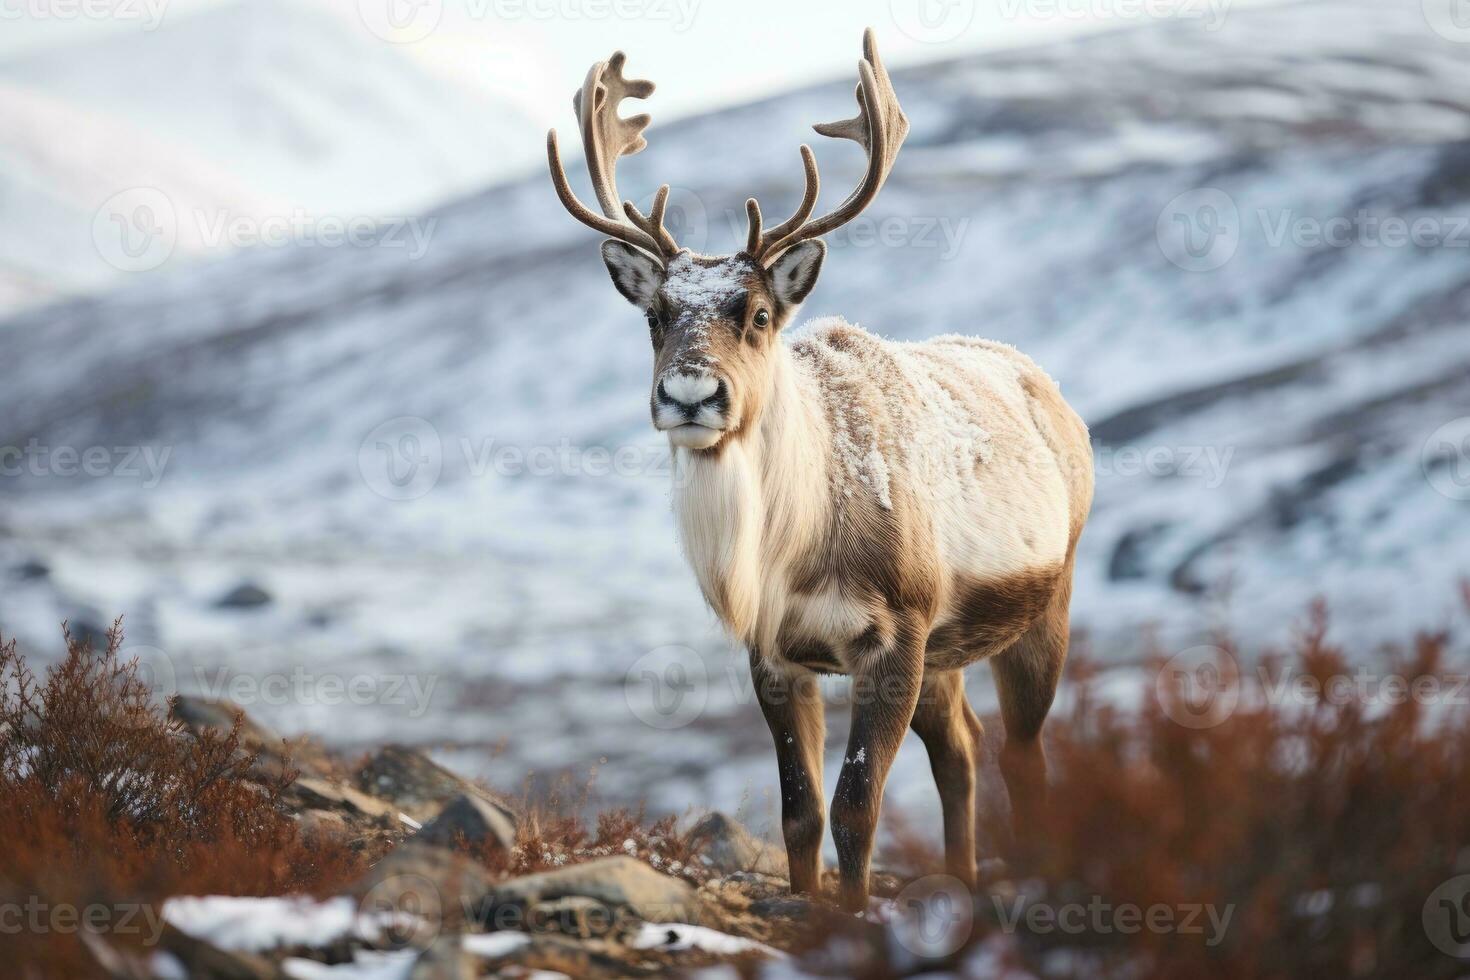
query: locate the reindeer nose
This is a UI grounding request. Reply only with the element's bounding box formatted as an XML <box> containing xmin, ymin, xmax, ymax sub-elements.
<box><xmin>658</xmin><ymin>373</ymin><xmax>725</xmax><ymax>416</ymax></box>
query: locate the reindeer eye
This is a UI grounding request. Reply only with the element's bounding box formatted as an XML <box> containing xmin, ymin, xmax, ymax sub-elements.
<box><xmin>647</xmin><ymin>311</ymin><xmax>660</xmax><ymax>330</ymax></box>
<box><xmin>753</xmin><ymin>309</ymin><xmax>771</xmax><ymax>328</ymax></box>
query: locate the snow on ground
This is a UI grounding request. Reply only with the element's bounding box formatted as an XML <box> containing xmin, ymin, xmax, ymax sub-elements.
<box><xmin>161</xmin><ymin>895</ymin><xmax>405</xmax><ymax>953</ymax></box>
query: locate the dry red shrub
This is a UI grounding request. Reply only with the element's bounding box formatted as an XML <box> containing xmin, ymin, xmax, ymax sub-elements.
<box><xmin>0</xmin><ymin>622</ymin><xmax>364</xmax><ymax>977</ymax></box>
<box><xmin>792</xmin><ymin>607</ymin><xmax>1470</xmax><ymax>978</ymax></box>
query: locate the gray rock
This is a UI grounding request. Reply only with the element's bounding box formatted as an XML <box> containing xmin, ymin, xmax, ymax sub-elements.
<box><xmin>487</xmin><ymin>856</ymin><xmax>703</xmax><ymax>925</ymax></box>
<box><xmin>356</xmin><ymin>744</ymin><xmax>518</xmax><ymax>825</ymax></box>
<box><xmin>291</xmin><ymin>776</ymin><xmax>399</xmax><ymax>822</ymax></box>
<box><xmin>528</xmin><ymin>896</ymin><xmax>618</xmax><ymax>939</ymax></box>
<box><xmin>170</xmin><ymin>695</ymin><xmax>332</xmax><ymax>778</ymax></box>
<box><xmin>355</xmin><ymin>842</ymin><xmax>496</xmax><ymax>933</ymax></box>
<box><xmin>171</xmin><ymin>695</ymin><xmax>282</xmax><ymax>747</ymax></box>
<box><xmin>216</xmin><ymin>583</ymin><xmax>272</xmax><ymax>609</ymax></box>
<box><xmin>67</xmin><ymin>618</ymin><xmax>110</xmax><ymax>652</ymax></box>
<box><xmin>685</xmin><ymin>812</ymin><xmax>787</xmax><ymax>876</ymax></box>
<box><xmin>414</xmin><ymin>793</ymin><xmax>516</xmax><ymax>855</ymax></box>
<box><xmin>13</xmin><ymin>558</ymin><xmax>48</xmax><ymax>580</ymax></box>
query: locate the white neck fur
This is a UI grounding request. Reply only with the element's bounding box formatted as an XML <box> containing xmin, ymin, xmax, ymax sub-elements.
<box><xmin>671</xmin><ymin>342</ymin><xmax>829</xmax><ymax>649</ymax></box>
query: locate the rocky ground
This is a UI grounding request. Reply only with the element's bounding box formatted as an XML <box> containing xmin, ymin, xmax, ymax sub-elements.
<box><xmin>90</xmin><ymin>695</ymin><xmax>916</xmax><ymax>979</ymax></box>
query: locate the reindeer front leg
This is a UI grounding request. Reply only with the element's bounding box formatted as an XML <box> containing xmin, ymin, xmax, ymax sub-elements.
<box><xmin>750</xmin><ymin>649</ymin><xmax>827</xmax><ymax>895</ymax></box>
<box><xmin>830</xmin><ymin>621</ymin><xmax>925</xmax><ymax>912</ymax></box>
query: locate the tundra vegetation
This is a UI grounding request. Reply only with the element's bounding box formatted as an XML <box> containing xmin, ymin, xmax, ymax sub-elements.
<box><xmin>3</xmin><ymin>598</ymin><xmax>1468</xmax><ymax>978</ymax></box>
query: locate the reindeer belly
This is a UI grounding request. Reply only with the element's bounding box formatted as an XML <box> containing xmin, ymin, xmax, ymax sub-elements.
<box><xmin>769</xmin><ymin>581</ymin><xmax>873</xmax><ymax>676</ymax></box>
<box><xmin>923</xmin><ymin>565</ymin><xmax>1062</xmax><ymax>671</ymax></box>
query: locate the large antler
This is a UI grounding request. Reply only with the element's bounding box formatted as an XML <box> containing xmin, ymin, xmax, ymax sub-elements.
<box><xmin>547</xmin><ymin>51</ymin><xmax>680</xmax><ymax>262</ymax></box>
<box><xmin>746</xmin><ymin>29</ymin><xmax>909</xmax><ymax>266</ymax></box>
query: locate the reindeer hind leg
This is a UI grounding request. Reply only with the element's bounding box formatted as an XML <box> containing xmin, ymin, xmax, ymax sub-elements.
<box><xmin>991</xmin><ymin>562</ymin><xmax>1072</xmax><ymax>855</ymax></box>
<box><xmin>909</xmin><ymin>670</ymin><xmax>981</xmax><ymax>886</ymax></box>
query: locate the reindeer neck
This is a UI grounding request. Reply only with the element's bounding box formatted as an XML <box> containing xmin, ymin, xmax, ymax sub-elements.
<box><xmin>750</xmin><ymin>341</ymin><xmax>830</xmax><ymax>555</ymax></box>
<box><xmin>670</xmin><ymin>340</ymin><xmax>830</xmax><ymax>644</ymax></box>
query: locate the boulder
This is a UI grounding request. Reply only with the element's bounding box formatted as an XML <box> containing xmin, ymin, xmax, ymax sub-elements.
<box><xmin>355</xmin><ymin>841</ymin><xmax>496</xmax><ymax>928</ymax></box>
<box><xmin>216</xmin><ymin>583</ymin><xmax>273</xmax><ymax>609</ymax></box>
<box><xmin>485</xmin><ymin>856</ymin><xmax>702</xmax><ymax>926</ymax></box>
<box><xmin>414</xmin><ymin>793</ymin><xmax>516</xmax><ymax>855</ymax></box>
<box><xmin>291</xmin><ymin>776</ymin><xmax>400</xmax><ymax>822</ymax></box>
<box><xmin>13</xmin><ymin>558</ymin><xmax>48</xmax><ymax>580</ymax></box>
<box><xmin>296</xmin><ymin>808</ymin><xmax>351</xmax><ymax>845</ymax></box>
<box><xmin>171</xmin><ymin>695</ymin><xmax>281</xmax><ymax>747</ymax></box>
<box><xmin>685</xmin><ymin>812</ymin><xmax>787</xmax><ymax>876</ymax></box>
<box><xmin>171</xmin><ymin>695</ymin><xmax>333</xmax><ymax>778</ymax></box>
<box><xmin>527</xmin><ymin>896</ymin><xmax>617</xmax><ymax>939</ymax></box>
<box><xmin>355</xmin><ymin>744</ymin><xmax>518</xmax><ymax>825</ymax></box>
<box><xmin>67</xmin><ymin>618</ymin><xmax>111</xmax><ymax>653</ymax></box>
<box><xmin>169</xmin><ymin>939</ymin><xmax>285</xmax><ymax>980</ymax></box>
<box><xmin>468</xmin><ymin>932</ymin><xmax>649</xmax><ymax>978</ymax></box>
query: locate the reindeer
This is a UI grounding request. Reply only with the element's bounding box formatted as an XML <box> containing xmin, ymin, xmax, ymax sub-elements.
<box><xmin>547</xmin><ymin>29</ymin><xmax>1093</xmax><ymax>911</ymax></box>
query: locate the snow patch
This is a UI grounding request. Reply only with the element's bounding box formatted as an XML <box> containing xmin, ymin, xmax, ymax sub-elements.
<box><xmin>632</xmin><ymin>922</ymin><xmax>787</xmax><ymax>959</ymax></box>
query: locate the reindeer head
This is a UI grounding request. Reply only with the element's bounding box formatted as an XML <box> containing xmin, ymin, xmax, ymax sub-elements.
<box><xmin>547</xmin><ymin>30</ymin><xmax>908</xmax><ymax>452</ymax></box>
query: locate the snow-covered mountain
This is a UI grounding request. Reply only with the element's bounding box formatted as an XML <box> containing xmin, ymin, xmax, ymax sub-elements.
<box><xmin>0</xmin><ymin>0</ymin><xmax>537</xmax><ymax>312</ymax></box>
<box><xmin>1</xmin><ymin>0</ymin><xmax>1467</xmax><ymax>814</ymax></box>
<box><xmin>0</xmin><ymin>82</ymin><xmax>281</xmax><ymax>310</ymax></box>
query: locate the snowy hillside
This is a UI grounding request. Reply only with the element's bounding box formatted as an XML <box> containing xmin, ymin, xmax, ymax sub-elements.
<box><xmin>1</xmin><ymin>0</ymin><xmax>1467</xmax><ymax>815</ymax></box>
<box><xmin>0</xmin><ymin>0</ymin><xmax>536</xmax><ymax>312</ymax></box>
<box><xmin>0</xmin><ymin>82</ymin><xmax>281</xmax><ymax>310</ymax></box>
<box><xmin>0</xmin><ymin>0</ymin><xmax>538</xmax><ymax>214</ymax></box>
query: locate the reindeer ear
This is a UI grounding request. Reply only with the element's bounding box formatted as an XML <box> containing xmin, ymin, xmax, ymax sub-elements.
<box><xmin>601</xmin><ymin>241</ymin><xmax>664</xmax><ymax>309</ymax></box>
<box><xmin>769</xmin><ymin>240</ymin><xmax>825</xmax><ymax>307</ymax></box>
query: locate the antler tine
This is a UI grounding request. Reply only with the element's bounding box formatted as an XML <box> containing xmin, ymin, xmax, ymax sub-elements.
<box><xmin>547</xmin><ymin>130</ymin><xmax>662</xmax><ymax>256</ymax></box>
<box><xmin>745</xmin><ymin>199</ymin><xmax>763</xmax><ymax>255</ymax></box>
<box><xmin>624</xmin><ymin>184</ymin><xmax>679</xmax><ymax>256</ymax></box>
<box><xmin>548</xmin><ymin>51</ymin><xmax>679</xmax><ymax>262</ymax></box>
<box><xmin>748</xmin><ymin>145</ymin><xmax>819</xmax><ymax>257</ymax></box>
<box><xmin>754</xmin><ymin>28</ymin><xmax>909</xmax><ymax>265</ymax></box>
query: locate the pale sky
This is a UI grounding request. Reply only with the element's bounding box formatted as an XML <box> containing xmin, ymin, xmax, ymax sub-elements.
<box><xmin>1</xmin><ymin>0</ymin><xmax>1292</xmax><ymax>126</ymax></box>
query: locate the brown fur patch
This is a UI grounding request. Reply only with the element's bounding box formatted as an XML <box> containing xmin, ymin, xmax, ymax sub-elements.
<box><xmin>780</xmin><ymin>638</ymin><xmax>846</xmax><ymax>675</ymax></box>
<box><xmin>924</xmin><ymin>565</ymin><xmax>1063</xmax><ymax>672</ymax></box>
